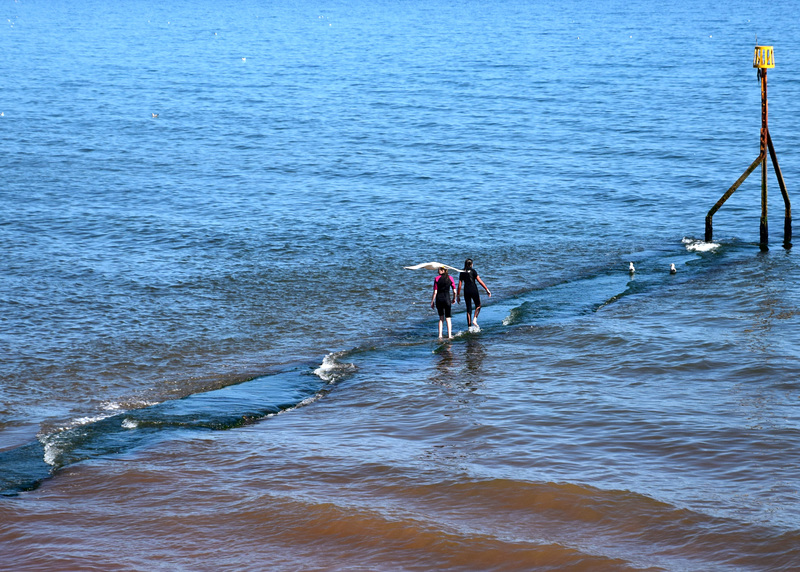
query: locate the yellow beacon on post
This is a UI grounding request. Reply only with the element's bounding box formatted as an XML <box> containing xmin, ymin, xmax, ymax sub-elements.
<box><xmin>753</xmin><ymin>45</ymin><xmax>775</xmax><ymax>68</ymax></box>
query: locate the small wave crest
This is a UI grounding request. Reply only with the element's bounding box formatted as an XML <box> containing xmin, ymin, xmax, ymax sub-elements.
<box><xmin>72</xmin><ymin>414</ymin><xmax>114</xmax><ymax>426</ymax></box>
<box><xmin>683</xmin><ymin>237</ymin><xmax>719</xmax><ymax>252</ymax></box>
<box><xmin>503</xmin><ymin>301</ymin><xmax>534</xmax><ymax>326</ymax></box>
<box><xmin>39</xmin><ymin>412</ymin><xmax>122</xmax><ymax>466</ymax></box>
<box><xmin>40</xmin><ymin>432</ymin><xmax>68</xmax><ymax>467</ymax></box>
<box><xmin>3</xmin><ymin>364</ymin><xmax>336</xmax><ymax>494</ymax></box>
<box><xmin>313</xmin><ymin>352</ymin><xmax>357</xmax><ymax>383</ymax></box>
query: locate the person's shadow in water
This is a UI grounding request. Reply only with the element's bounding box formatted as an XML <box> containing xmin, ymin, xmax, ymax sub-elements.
<box><xmin>431</xmin><ymin>342</ymin><xmax>455</xmax><ymax>387</ymax></box>
<box><xmin>430</xmin><ymin>336</ymin><xmax>487</xmax><ymax>392</ymax></box>
<box><xmin>464</xmin><ymin>337</ymin><xmax>486</xmax><ymax>381</ymax></box>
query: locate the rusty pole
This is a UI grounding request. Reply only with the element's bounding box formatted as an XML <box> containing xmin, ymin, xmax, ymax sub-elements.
<box><xmin>767</xmin><ymin>131</ymin><xmax>792</xmax><ymax>245</ymax></box>
<box><xmin>760</xmin><ymin>66</ymin><xmax>769</xmax><ymax>246</ymax></box>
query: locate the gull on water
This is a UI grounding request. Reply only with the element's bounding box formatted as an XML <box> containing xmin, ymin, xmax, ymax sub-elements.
<box><xmin>151</xmin><ymin>113</ymin><xmax>159</xmax><ymax>118</ymax></box>
<box><xmin>629</xmin><ymin>262</ymin><xmax>635</xmax><ymax>273</ymax></box>
<box><xmin>670</xmin><ymin>263</ymin><xmax>677</xmax><ymax>274</ymax></box>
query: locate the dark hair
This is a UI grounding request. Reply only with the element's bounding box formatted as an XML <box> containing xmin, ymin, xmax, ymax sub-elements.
<box><xmin>439</xmin><ymin>267</ymin><xmax>449</xmax><ymax>277</ymax></box>
<box><xmin>464</xmin><ymin>258</ymin><xmax>473</xmax><ymax>269</ymax></box>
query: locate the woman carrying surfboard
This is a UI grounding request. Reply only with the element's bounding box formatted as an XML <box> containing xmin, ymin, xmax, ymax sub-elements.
<box><xmin>431</xmin><ymin>267</ymin><xmax>456</xmax><ymax>339</ymax></box>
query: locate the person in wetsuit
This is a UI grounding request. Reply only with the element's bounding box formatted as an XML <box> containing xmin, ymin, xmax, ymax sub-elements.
<box><xmin>457</xmin><ymin>258</ymin><xmax>492</xmax><ymax>329</ymax></box>
<box><xmin>430</xmin><ymin>266</ymin><xmax>456</xmax><ymax>339</ymax></box>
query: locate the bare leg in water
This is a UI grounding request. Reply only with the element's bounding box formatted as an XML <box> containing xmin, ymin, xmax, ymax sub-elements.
<box><xmin>438</xmin><ymin>317</ymin><xmax>453</xmax><ymax>339</ymax></box>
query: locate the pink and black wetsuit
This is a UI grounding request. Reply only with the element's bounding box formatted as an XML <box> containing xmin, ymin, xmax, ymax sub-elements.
<box><xmin>433</xmin><ymin>274</ymin><xmax>456</xmax><ymax>318</ymax></box>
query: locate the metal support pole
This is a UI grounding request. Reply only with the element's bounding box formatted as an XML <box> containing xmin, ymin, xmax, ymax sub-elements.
<box><xmin>767</xmin><ymin>131</ymin><xmax>792</xmax><ymax>245</ymax></box>
<box><xmin>705</xmin><ymin>154</ymin><xmax>764</xmax><ymax>242</ymax></box>
<box><xmin>760</xmin><ymin>69</ymin><xmax>769</xmax><ymax>247</ymax></box>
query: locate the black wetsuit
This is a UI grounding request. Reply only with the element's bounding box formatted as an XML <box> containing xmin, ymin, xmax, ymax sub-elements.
<box><xmin>434</xmin><ymin>274</ymin><xmax>454</xmax><ymax>318</ymax></box>
<box><xmin>460</xmin><ymin>269</ymin><xmax>481</xmax><ymax>313</ymax></box>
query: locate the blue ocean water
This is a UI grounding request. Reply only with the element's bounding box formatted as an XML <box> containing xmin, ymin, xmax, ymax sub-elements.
<box><xmin>2</xmin><ymin>0</ymin><xmax>800</xmax><ymax>569</ymax></box>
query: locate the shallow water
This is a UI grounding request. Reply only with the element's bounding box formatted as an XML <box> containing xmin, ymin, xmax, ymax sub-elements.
<box><xmin>2</xmin><ymin>0</ymin><xmax>800</xmax><ymax>569</ymax></box>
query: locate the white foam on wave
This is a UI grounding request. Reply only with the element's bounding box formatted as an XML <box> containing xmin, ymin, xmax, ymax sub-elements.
<box><xmin>41</xmin><ymin>436</ymin><xmax>59</xmax><ymax>467</ymax></box>
<box><xmin>503</xmin><ymin>309</ymin><xmax>524</xmax><ymax>326</ymax></box>
<box><xmin>36</xmin><ymin>431</ymin><xmax>57</xmax><ymax>466</ymax></box>
<box><xmin>313</xmin><ymin>351</ymin><xmax>356</xmax><ymax>383</ymax></box>
<box><xmin>72</xmin><ymin>413</ymin><xmax>115</xmax><ymax>427</ymax></box>
<box><xmin>122</xmin><ymin>418</ymin><xmax>138</xmax><ymax>429</ymax></box>
<box><xmin>38</xmin><ymin>412</ymin><xmax>119</xmax><ymax>466</ymax></box>
<box><xmin>683</xmin><ymin>237</ymin><xmax>719</xmax><ymax>252</ymax></box>
<box><xmin>262</xmin><ymin>393</ymin><xmax>321</xmax><ymax>419</ymax></box>
<box><xmin>452</xmin><ymin>324</ymin><xmax>482</xmax><ymax>337</ymax></box>
<box><xmin>265</xmin><ymin>356</ymin><xmax>357</xmax><ymax>417</ymax></box>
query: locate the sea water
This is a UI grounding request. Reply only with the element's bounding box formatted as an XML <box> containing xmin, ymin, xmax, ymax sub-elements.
<box><xmin>2</xmin><ymin>0</ymin><xmax>800</xmax><ymax>569</ymax></box>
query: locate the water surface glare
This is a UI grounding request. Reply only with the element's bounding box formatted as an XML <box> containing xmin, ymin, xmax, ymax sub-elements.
<box><xmin>2</xmin><ymin>0</ymin><xmax>800</xmax><ymax>570</ymax></box>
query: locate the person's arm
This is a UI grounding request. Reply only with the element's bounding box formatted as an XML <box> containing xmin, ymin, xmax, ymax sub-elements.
<box><xmin>456</xmin><ymin>277</ymin><xmax>463</xmax><ymax>303</ymax></box>
<box><xmin>477</xmin><ymin>275</ymin><xmax>492</xmax><ymax>297</ymax></box>
<box><xmin>431</xmin><ymin>279</ymin><xmax>438</xmax><ymax>308</ymax></box>
<box><xmin>451</xmin><ymin>277</ymin><xmax>457</xmax><ymax>300</ymax></box>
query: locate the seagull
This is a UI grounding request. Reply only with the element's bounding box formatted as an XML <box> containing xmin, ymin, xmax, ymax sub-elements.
<box><xmin>629</xmin><ymin>262</ymin><xmax>635</xmax><ymax>274</ymax></box>
<box><xmin>151</xmin><ymin>113</ymin><xmax>159</xmax><ymax>118</ymax></box>
<box><xmin>670</xmin><ymin>263</ymin><xmax>677</xmax><ymax>274</ymax></box>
